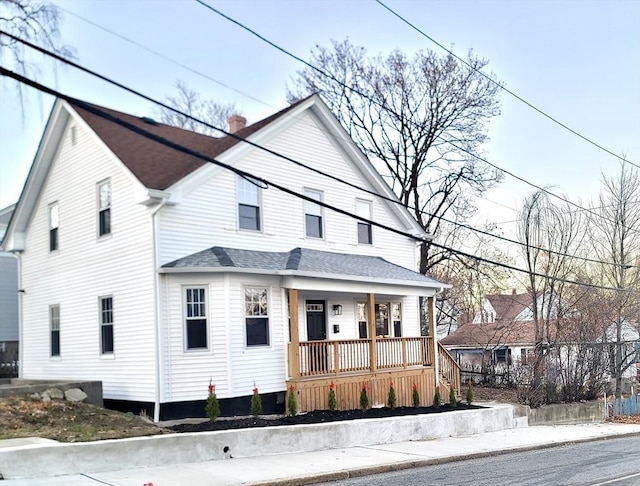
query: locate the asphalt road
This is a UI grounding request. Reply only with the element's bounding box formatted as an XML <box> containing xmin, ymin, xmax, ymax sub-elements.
<box><xmin>325</xmin><ymin>436</ymin><xmax>640</xmax><ymax>486</ymax></box>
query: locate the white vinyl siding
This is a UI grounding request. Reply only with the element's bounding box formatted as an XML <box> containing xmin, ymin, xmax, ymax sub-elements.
<box><xmin>20</xmin><ymin>119</ymin><xmax>156</xmax><ymax>402</ymax></box>
<box><xmin>157</xmin><ymin>111</ymin><xmax>417</xmax><ymax>273</ymax></box>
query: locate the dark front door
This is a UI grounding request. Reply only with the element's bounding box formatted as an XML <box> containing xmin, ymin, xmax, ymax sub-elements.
<box><xmin>306</xmin><ymin>300</ymin><xmax>327</xmax><ymax>372</ymax></box>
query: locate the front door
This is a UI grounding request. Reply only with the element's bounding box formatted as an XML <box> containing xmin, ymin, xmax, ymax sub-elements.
<box><xmin>306</xmin><ymin>300</ymin><xmax>327</xmax><ymax>372</ymax></box>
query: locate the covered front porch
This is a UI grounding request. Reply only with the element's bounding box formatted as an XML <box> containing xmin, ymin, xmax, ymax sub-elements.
<box><xmin>285</xmin><ymin>289</ymin><xmax>460</xmax><ymax>412</ymax></box>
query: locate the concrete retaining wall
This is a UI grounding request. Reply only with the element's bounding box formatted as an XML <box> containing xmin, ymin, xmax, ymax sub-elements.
<box><xmin>0</xmin><ymin>379</ymin><xmax>103</xmax><ymax>406</ymax></box>
<box><xmin>0</xmin><ymin>404</ymin><xmax>517</xmax><ymax>479</ymax></box>
<box><xmin>528</xmin><ymin>401</ymin><xmax>604</xmax><ymax>425</ymax></box>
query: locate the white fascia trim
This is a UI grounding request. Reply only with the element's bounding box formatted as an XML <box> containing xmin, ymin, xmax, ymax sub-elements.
<box><xmin>159</xmin><ymin>266</ymin><xmax>448</xmax><ymax>292</ymax></box>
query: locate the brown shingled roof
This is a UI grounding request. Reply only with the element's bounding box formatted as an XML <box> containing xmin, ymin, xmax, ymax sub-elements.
<box><xmin>440</xmin><ymin>321</ymin><xmax>536</xmax><ymax>348</ymax></box>
<box><xmin>486</xmin><ymin>293</ymin><xmax>532</xmax><ymax>322</ymax></box>
<box><xmin>68</xmin><ymin>96</ymin><xmax>308</xmax><ymax>190</ymax></box>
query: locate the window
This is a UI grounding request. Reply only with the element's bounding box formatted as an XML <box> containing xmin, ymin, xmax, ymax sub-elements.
<box><xmin>304</xmin><ymin>189</ymin><xmax>323</xmax><ymax>238</ymax></box>
<box><xmin>237</xmin><ymin>176</ymin><xmax>261</xmax><ymax>231</ymax></box>
<box><xmin>100</xmin><ymin>296</ymin><xmax>114</xmax><ymax>354</ymax></box>
<box><xmin>356</xmin><ymin>200</ymin><xmax>372</xmax><ymax>244</ymax></box>
<box><xmin>98</xmin><ymin>180</ymin><xmax>111</xmax><ymax>237</ymax></box>
<box><xmin>185</xmin><ymin>287</ymin><xmax>208</xmax><ymax>350</ymax></box>
<box><xmin>245</xmin><ymin>287</ymin><xmax>269</xmax><ymax>346</ymax></box>
<box><xmin>70</xmin><ymin>125</ymin><xmax>78</xmax><ymax>146</ymax></box>
<box><xmin>357</xmin><ymin>301</ymin><xmax>402</xmax><ymax>337</ymax></box>
<box><xmin>50</xmin><ymin>305</ymin><xmax>60</xmax><ymax>357</ymax></box>
<box><xmin>49</xmin><ymin>203</ymin><xmax>59</xmax><ymax>252</ymax></box>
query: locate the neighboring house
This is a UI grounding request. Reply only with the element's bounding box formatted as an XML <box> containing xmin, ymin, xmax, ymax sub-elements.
<box><xmin>473</xmin><ymin>291</ymin><xmax>533</xmax><ymax>324</ymax></box>
<box><xmin>1</xmin><ymin>94</ymin><xmax>458</xmax><ymax>420</ymax></box>
<box><xmin>440</xmin><ymin>320</ymin><xmax>535</xmax><ymax>368</ymax></box>
<box><xmin>0</xmin><ymin>204</ymin><xmax>19</xmax><ymax>369</ymax></box>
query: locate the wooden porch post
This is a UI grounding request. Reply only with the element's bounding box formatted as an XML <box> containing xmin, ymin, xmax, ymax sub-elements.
<box><xmin>428</xmin><ymin>295</ymin><xmax>440</xmax><ymax>385</ymax></box>
<box><xmin>289</xmin><ymin>289</ymin><xmax>300</xmax><ymax>380</ymax></box>
<box><xmin>367</xmin><ymin>293</ymin><xmax>377</xmax><ymax>372</ymax></box>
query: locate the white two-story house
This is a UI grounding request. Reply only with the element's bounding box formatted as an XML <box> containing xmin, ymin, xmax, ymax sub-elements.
<box><xmin>1</xmin><ymin>94</ymin><xmax>458</xmax><ymax>421</ymax></box>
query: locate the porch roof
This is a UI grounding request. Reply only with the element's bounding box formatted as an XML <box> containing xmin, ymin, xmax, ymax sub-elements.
<box><xmin>161</xmin><ymin>246</ymin><xmax>445</xmax><ymax>289</ymax></box>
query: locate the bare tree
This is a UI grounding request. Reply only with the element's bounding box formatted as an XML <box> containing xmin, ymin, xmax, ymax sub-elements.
<box><xmin>288</xmin><ymin>39</ymin><xmax>503</xmax><ymax>273</ymax></box>
<box><xmin>589</xmin><ymin>162</ymin><xmax>640</xmax><ymax>398</ymax></box>
<box><xmin>154</xmin><ymin>80</ymin><xmax>242</xmax><ymax>136</ymax></box>
<box><xmin>0</xmin><ymin>0</ymin><xmax>74</xmax><ymax>88</ymax></box>
<box><xmin>517</xmin><ymin>190</ymin><xmax>586</xmax><ymax>400</ymax></box>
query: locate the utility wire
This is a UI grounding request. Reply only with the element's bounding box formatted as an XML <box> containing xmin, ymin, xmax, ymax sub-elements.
<box><xmin>375</xmin><ymin>0</ymin><xmax>639</xmax><ymax>170</ymax></box>
<box><xmin>193</xmin><ymin>1</ymin><xmax>640</xmax><ymax>236</ymax></box>
<box><xmin>0</xmin><ymin>66</ymin><xmax>635</xmax><ymax>294</ymax></box>
<box><xmin>57</xmin><ymin>5</ymin><xmax>274</xmax><ymax>110</ymax></box>
<box><xmin>0</xmin><ymin>29</ymin><xmax>635</xmax><ymax>270</ymax></box>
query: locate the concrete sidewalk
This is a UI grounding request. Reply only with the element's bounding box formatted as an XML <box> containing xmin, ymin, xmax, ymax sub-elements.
<box><xmin>4</xmin><ymin>422</ymin><xmax>640</xmax><ymax>486</ymax></box>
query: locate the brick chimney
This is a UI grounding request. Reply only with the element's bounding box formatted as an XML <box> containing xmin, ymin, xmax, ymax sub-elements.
<box><xmin>228</xmin><ymin>114</ymin><xmax>247</xmax><ymax>133</ymax></box>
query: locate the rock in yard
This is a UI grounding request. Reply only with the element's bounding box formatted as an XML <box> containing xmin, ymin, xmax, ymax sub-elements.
<box><xmin>64</xmin><ymin>388</ymin><xmax>88</xmax><ymax>402</ymax></box>
<box><xmin>44</xmin><ymin>388</ymin><xmax>64</xmax><ymax>400</ymax></box>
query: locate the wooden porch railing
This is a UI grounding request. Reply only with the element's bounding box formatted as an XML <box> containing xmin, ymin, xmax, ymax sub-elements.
<box><xmin>292</xmin><ymin>337</ymin><xmax>434</xmax><ymax>378</ymax></box>
<box><xmin>438</xmin><ymin>342</ymin><xmax>461</xmax><ymax>394</ymax></box>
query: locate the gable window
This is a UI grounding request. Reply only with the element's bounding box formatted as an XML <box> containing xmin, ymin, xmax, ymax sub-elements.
<box><xmin>98</xmin><ymin>180</ymin><xmax>111</xmax><ymax>237</ymax></box>
<box><xmin>237</xmin><ymin>176</ymin><xmax>261</xmax><ymax>231</ymax></box>
<box><xmin>49</xmin><ymin>203</ymin><xmax>59</xmax><ymax>252</ymax></box>
<box><xmin>50</xmin><ymin>305</ymin><xmax>60</xmax><ymax>357</ymax></box>
<box><xmin>304</xmin><ymin>189</ymin><xmax>323</xmax><ymax>238</ymax></box>
<box><xmin>356</xmin><ymin>199</ymin><xmax>372</xmax><ymax>244</ymax></box>
<box><xmin>245</xmin><ymin>287</ymin><xmax>269</xmax><ymax>346</ymax></box>
<box><xmin>100</xmin><ymin>296</ymin><xmax>114</xmax><ymax>354</ymax></box>
<box><xmin>185</xmin><ymin>287</ymin><xmax>208</xmax><ymax>350</ymax></box>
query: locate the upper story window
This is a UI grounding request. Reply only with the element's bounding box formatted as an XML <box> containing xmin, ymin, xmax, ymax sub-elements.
<box><xmin>100</xmin><ymin>296</ymin><xmax>114</xmax><ymax>354</ymax></box>
<box><xmin>304</xmin><ymin>189</ymin><xmax>323</xmax><ymax>238</ymax></box>
<box><xmin>98</xmin><ymin>180</ymin><xmax>111</xmax><ymax>237</ymax></box>
<box><xmin>245</xmin><ymin>287</ymin><xmax>269</xmax><ymax>346</ymax></box>
<box><xmin>49</xmin><ymin>202</ymin><xmax>59</xmax><ymax>252</ymax></box>
<box><xmin>185</xmin><ymin>287</ymin><xmax>208</xmax><ymax>350</ymax></box>
<box><xmin>50</xmin><ymin>304</ymin><xmax>60</xmax><ymax>357</ymax></box>
<box><xmin>237</xmin><ymin>176</ymin><xmax>261</xmax><ymax>231</ymax></box>
<box><xmin>356</xmin><ymin>199</ymin><xmax>372</xmax><ymax>245</ymax></box>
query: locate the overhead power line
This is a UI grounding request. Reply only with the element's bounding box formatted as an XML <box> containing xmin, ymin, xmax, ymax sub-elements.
<box><xmin>0</xmin><ymin>29</ymin><xmax>635</xmax><ymax>270</ymax></box>
<box><xmin>374</xmin><ymin>0</ymin><xmax>639</xmax><ymax>170</ymax></box>
<box><xmin>0</xmin><ymin>66</ymin><xmax>635</xmax><ymax>293</ymax></box>
<box><xmin>193</xmin><ymin>1</ymin><xmax>640</xmax><ymax>237</ymax></box>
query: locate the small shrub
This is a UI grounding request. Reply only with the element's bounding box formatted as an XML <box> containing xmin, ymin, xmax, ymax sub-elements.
<box><xmin>359</xmin><ymin>383</ymin><xmax>369</xmax><ymax>410</ymax></box>
<box><xmin>432</xmin><ymin>386</ymin><xmax>442</xmax><ymax>407</ymax></box>
<box><xmin>205</xmin><ymin>381</ymin><xmax>220</xmax><ymax>421</ymax></box>
<box><xmin>466</xmin><ymin>381</ymin><xmax>474</xmax><ymax>405</ymax></box>
<box><xmin>250</xmin><ymin>386</ymin><xmax>262</xmax><ymax>416</ymax></box>
<box><xmin>286</xmin><ymin>385</ymin><xmax>297</xmax><ymax>416</ymax></box>
<box><xmin>412</xmin><ymin>383</ymin><xmax>420</xmax><ymax>407</ymax></box>
<box><xmin>449</xmin><ymin>387</ymin><xmax>457</xmax><ymax>407</ymax></box>
<box><xmin>328</xmin><ymin>382</ymin><xmax>337</xmax><ymax>411</ymax></box>
<box><xmin>387</xmin><ymin>382</ymin><xmax>397</xmax><ymax>409</ymax></box>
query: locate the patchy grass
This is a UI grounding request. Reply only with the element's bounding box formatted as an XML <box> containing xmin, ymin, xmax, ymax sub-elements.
<box><xmin>0</xmin><ymin>396</ymin><xmax>171</xmax><ymax>443</ymax></box>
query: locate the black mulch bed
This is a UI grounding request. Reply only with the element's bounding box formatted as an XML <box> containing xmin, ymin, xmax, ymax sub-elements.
<box><xmin>169</xmin><ymin>402</ymin><xmax>484</xmax><ymax>433</ymax></box>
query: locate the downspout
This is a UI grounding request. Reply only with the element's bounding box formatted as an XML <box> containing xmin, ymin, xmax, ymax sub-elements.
<box><xmin>151</xmin><ymin>198</ymin><xmax>168</xmax><ymax>422</ymax></box>
<box><xmin>13</xmin><ymin>251</ymin><xmax>23</xmax><ymax>379</ymax></box>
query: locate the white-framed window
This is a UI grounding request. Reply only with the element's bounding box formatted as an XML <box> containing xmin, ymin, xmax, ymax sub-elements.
<box><xmin>356</xmin><ymin>199</ymin><xmax>372</xmax><ymax>245</ymax></box>
<box><xmin>304</xmin><ymin>189</ymin><xmax>323</xmax><ymax>238</ymax></box>
<box><xmin>245</xmin><ymin>287</ymin><xmax>269</xmax><ymax>346</ymax></box>
<box><xmin>49</xmin><ymin>202</ymin><xmax>59</xmax><ymax>252</ymax></box>
<box><xmin>185</xmin><ymin>287</ymin><xmax>208</xmax><ymax>350</ymax></box>
<box><xmin>100</xmin><ymin>296</ymin><xmax>114</xmax><ymax>354</ymax></box>
<box><xmin>356</xmin><ymin>301</ymin><xmax>402</xmax><ymax>337</ymax></box>
<box><xmin>98</xmin><ymin>180</ymin><xmax>111</xmax><ymax>237</ymax></box>
<box><xmin>237</xmin><ymin>176</ymin><xmax>261</xmax><ymax>231</ymax></box>
<box><xmin>50</xmin><ymin>304</ymin><xmax>60</xmax><ymax>357</ymax></box>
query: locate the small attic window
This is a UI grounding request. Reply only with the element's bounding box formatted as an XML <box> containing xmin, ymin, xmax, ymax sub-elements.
<box><xmin>70</xmin><ymin>126</ymin><xmax>77</xmax><ymax>146</ymax></box>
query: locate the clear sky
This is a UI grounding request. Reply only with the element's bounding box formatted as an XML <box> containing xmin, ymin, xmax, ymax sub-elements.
<box><xmin>1</xmin><ymin>0</ymin><xmax>639</xmax><ymax>243</ymax></box>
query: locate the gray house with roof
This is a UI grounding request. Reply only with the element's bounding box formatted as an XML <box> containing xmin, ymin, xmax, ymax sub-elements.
<box><xmin>0</xmin><ymin>204</ymin><xmax>19</xmax><ymax>370</ymax></box>
<box><xmin>2</xmin><ymin>94</ymin><xmax>457</xmax><ymax>420</ymax></box>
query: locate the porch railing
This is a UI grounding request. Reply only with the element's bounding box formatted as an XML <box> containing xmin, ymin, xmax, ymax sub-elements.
<box><xmin>294</xmin><ymin>337</ymin><xmax>434</xmax><ymax>378</ymax></box>
<box><xmin>438</xmin><ymin>342</ymin><xmax>461</xmax><ymax>394</ymax></box>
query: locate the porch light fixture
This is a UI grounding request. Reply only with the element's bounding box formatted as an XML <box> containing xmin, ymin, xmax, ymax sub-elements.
<box><xmin>332</xmin><ymin>304</ymin><xmax>343</xmax><ymax>316</ymax></box>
